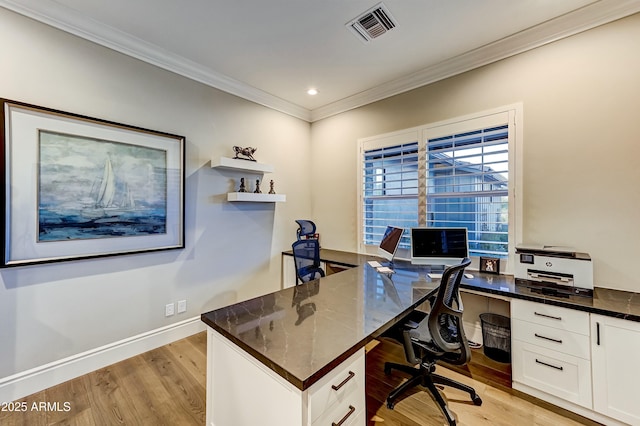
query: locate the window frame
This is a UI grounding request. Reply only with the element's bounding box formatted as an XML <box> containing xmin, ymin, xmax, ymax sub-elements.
<box><xmin>357</xmin><ymin>104</ymin><xmax>523</xmax><ymax>273</ymax></box>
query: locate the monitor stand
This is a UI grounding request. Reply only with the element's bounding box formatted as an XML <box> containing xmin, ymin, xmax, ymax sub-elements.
<box><xmin>429</xmin><ymin>264</ymin><xmax>446</xmax><ymax>273</ymax></box>
<box><xmin>427</xmin><ymin>264</ymin><xmax>446</xmax><ymax>279</ymax></box>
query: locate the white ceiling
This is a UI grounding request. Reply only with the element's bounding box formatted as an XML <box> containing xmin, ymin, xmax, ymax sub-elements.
<box><xmin>2</xmin><ymin>0</ymin><xmax>640</xmax><ymax>121</ymax></box>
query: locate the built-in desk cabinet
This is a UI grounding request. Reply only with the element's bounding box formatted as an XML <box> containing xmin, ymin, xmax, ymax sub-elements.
<box><xmin>511</xmin><ymin>299</ymin><xmax>592</xmax><ymax>409</ymax></box>
<box><xmin>591</xmin><ymin>314</ymin><xmax>640</xmax><ymax>425</ymax></box>
<box><xmin>512</xmin><ymin>299</ymin><xmax>640</xmax><ymax>425</ymax></box>
<box><xmin>206</xmin><ymin>328</ymin><xmax>365</xmax><ymax>426</ymax></box>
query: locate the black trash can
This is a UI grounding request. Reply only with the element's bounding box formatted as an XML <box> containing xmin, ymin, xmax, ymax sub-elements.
<box><xmin>479</xmin><ymin>313</ymin><xmax>511</xmax><ymax>363</ymax></box>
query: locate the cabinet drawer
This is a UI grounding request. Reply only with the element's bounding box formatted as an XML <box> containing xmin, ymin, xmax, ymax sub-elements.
<box><xmin>512</xmin><ymin>340</ymin><xmax>592</xmax><ymax>408</ymax></box>
<box><xmin>512</xmin><ymin>319</ymin><xmax>590</xmax><ymax>359</ymax></box>
<box><xmin>308</xmin><ymin>349</ymin><xmax>365</xmax><ymax>423</ymax></box>
<box><xmin>313</xmin><ymin>394</ymin><xmax>364</xmax><ymax>426</ymax></box>
<box><xmin>511</xmin><ymin>299</ymin><xmax>589</xmax><ymax>335</ymax></box>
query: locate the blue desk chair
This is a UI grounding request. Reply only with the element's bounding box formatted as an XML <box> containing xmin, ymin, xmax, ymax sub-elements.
<box><xmin>295</xmin><ymin>219</ymin><xmax>316</xmax><ymax>240</ymax></box>
<box><xmin>383</xmin><ymin>258</ymin><xmax>481</xmax><ymax>425</ymax></box>
<box><xmin>292</xmin><ymin>220</ymin><xmax>324</xmax><ymax>285</ymax></box>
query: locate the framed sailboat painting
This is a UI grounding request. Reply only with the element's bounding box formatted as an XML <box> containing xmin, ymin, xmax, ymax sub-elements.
<box><xmin>0</xmin><ymin>99</ymin><xmax>185</xmax><ymax>267</ymax></box>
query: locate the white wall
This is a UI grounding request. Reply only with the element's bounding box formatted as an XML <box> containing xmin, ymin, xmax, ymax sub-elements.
<box><xmin>311</xmin><ymin>13</ymin><xmax>640</xmax><ymax>293</ymax></box>
<box><xmin>0</xmin><ymin>7</ymin><xmax>312</xmax><ymax>391</ymax></box>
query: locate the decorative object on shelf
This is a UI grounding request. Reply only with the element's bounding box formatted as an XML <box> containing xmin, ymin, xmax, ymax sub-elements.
<box><xmin>238</xmin><ymin>177</ymin><xmax>247</xmax><ymax>192</ymax></box>
<box><xmin>268</xmin><ymin>179</ymin><xmax>276</xmax><ymax>194</ymax></box>
<box><xmin>232</xmin><ymin>146</ymin><xmax>257</xmax><ymax>162</ymax></box>
<box><xmin>0</xmin><ymin>98</ymin><xmax>185</xmax><ymax>267</ymax></box>
<box><xmin>480</xmin><ymin>256</ymin><xmax>500</xmax><ymax>274</ymax></box>
<box><xmin>254</xmin><ymin>179</ymin><xmax>262</xmax><ymax>193</ymax></box>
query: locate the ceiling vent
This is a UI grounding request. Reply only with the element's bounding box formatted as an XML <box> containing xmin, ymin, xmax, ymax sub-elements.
<box><xmin>346</xmin><ymin>2</ymin><xmax>397</xmax><ymax>44</ymax></box>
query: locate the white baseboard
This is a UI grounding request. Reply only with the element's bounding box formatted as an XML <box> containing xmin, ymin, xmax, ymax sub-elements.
<box><xmin>513</xmin><ymin>381</ymin><xmax>625</xmax><ymax>426</ymax></box>
<box><xmin>0</xmin><ymin>316</ymin><xmax>205</xmax><ymax>403</ymax></box>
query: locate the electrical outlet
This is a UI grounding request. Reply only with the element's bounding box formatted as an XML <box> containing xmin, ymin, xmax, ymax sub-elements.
<box><xmin>165</xmin><ymin>302</ymin><xmax>175</xmax><ymax>317</ymax></box>
<box><xmin>177</xmin><ymin>299</ymin><xmax>187</xmax><ymax>314</ymax></box>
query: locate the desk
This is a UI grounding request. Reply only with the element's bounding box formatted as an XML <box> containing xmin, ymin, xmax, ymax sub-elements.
<box><xmin>201</xmin><ymin>263</ymin><xmax>439</xmax><ymax>425</ymax></box>
<box><xmin>283</xmin><ymin>249</ymin><xmax>640</xmax><ymax>321</ymax></box>
<box><xmin>202</xmin><ymin>249</ymin><xmax>640</xmax><ymax>426</ymax></box>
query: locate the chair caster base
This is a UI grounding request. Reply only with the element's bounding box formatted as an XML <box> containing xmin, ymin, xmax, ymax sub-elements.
<box><xmin>472</xmin><ymin>394</ymin><xmax>482</xmax><ymax>406</ymax></box>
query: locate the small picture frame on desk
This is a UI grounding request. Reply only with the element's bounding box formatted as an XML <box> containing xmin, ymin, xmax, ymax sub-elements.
<box><xmin>479</xmin><ymin>257</ymin><xmax>500</xmax><ymax>274</ymax></box>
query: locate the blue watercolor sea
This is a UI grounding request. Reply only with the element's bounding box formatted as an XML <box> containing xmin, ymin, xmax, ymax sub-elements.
<box><xmin>38</xmin><ymin>208</ymin><xmax>167</xmax><ymax>242</ymax></box>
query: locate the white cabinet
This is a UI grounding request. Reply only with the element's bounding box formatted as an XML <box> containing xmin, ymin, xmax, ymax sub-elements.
<box><xmin>511</xmin><ymin>299</ymin><xmax>592</xmax><ymax>409</ymax></box>
<box><xmin>206</xmin><ymin>328</ymin><xmax>365</xmax><ymax>426</ymax></box>
<box><xmin>282</xmin><ymin>254</ymin><xmax>325</xmax><ymax>289</ymax></box>
<box><xmin>307</xmin><ymin>349</ymin><xmax>366</xmax><ymax>425</ymax></box>
<box><xmin>591</xmin><ymin>314</ymin><xmax>640</xmax><ymax>425</ymax></box>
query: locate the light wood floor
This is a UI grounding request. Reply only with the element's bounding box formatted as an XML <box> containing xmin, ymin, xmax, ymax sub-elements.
<box><xmin>0</xmin><ymin>332</ymin><xmax>599</xmax><ymax>426</ymax></box>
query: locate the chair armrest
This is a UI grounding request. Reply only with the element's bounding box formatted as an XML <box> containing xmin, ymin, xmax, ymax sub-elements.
<box><xmin>402</xmin><ymin>328</ymin><xmax>421</xmax><ymax>365</ymax></box>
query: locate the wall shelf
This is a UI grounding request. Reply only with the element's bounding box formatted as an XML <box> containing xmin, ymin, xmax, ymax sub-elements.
<box><xmin>227</xmin><ymin>192</ymin><xmax>286</xmax><ymax>203</ymax></box>
<box><xmin>211</xmin><ymin>156</ymin><xmax>273</xmax><ymax>174</ymax></box>
<box><xmin>213</xmin><ymin>157</ymin><xmax>285</xmax><ymax>202</ymax></box>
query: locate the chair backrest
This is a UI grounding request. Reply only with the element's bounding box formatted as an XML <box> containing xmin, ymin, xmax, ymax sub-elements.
<box><xmin>291</xmin><ymin>238</ymin><xmax>323</xmax><ymax>283</ymax></box>
<box><xmin>295</xmin><ymin>220</ymin><xmax>316</xmax><ymax>240</ymax></box>
<box><xmin>427</xmin><ymin>258</ymin><xmax>472</xmax><ymax>365</ymax></box>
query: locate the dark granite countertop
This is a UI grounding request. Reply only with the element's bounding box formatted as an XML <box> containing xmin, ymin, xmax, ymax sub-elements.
<box><xmin>291</xmin><ymin>249</ymin><xmax>640</xmax><ymax>322</ymax></box>
<box><xmin>202</xmin><ymin>249</ymin><xmax>640</xmax><ymax>392</ymax></box>
<box><xmin>202</xmin><ymin>264</ymin><xmax>437</xmax><ymax>391</ymax></box>
<box><xmin>459</xmin><ymin>271</ymin><xmax>640</xmax><ymax>322</ymax></box>
<box><xmin>282</xmin><ymin>248</ymin><xmax>376</xmax><ymax>268</ymax></box>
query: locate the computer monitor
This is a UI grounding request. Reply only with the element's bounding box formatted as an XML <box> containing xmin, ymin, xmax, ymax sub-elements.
<box><xmin>410</xmin><ymin>227</ymin><xmax>468</xmax><ymax>266</ymax></box>
<box><xmin>378</xmin><ymin>226</ymin><xmax>404</xmax><ymax>261</ymax></box>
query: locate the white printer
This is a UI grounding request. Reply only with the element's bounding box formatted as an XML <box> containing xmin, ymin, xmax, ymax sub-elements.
<box><xmin>515</xmin><ymin>245</ymin><xmax>593</xmax><ymax>297</ymax></box>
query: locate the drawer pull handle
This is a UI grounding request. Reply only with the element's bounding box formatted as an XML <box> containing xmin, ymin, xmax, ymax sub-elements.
<box><xmin>332</xmin><ymin>405</ymin><xmax>356</xmax><ymax>426</ymax></box>
<box><xmin>535</xmin><ymin>358</ymin><xmax>563</xmax><ymax>371</ymax></box>
<box><xmin>331</xmin><ymin>371</ymin><xmax>355</xmax><ymax>391</ymax></box>
<box><xmin>534</xmin><ymin>312</ymin><xmax>562</xmax><ymax>321</ymax></box>
<box><xmin>534</xmin><ymin>333</ymin><xmax>563</xmax><ymax>344</ymax></box>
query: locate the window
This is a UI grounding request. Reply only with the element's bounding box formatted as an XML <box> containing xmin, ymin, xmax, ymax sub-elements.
<box><xmin>358</xmin><ymin>105</ymin><xmax>521</xmax><ymax>270</ymax></box>
<box><xmin>360</xmin><ymin>131</ymin><xmax>420</xmax><ymax>250</ymax></box>
<box><xmin>426</xmin><ymin>125</ymin><xmax>509</xmax><ymax>257</ymax></box>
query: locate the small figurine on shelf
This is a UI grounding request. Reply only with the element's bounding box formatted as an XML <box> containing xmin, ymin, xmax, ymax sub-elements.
<box><xmin>269</xmin><ymin>180</ymin><xmax>276</xmax><ymax>194</ymax></box>
<box><xmin>254</xmin><ymin>179</ymin><xmax>262</xmax><ymax>194</ymax></box>
<box><xmin>238</xmin><ymin>177</ymin><xmax>247</xmax><ymax>192</ymax></box>
<box><xmin>232</xmin><ymin>146</ymin><xmax>257</xmax><ymax>162</ymax></box>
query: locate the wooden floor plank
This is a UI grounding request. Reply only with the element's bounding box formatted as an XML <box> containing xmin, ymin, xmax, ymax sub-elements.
<box><xmin>1</xmin><ymin>332</ymin><xmax>601</xmax><ymax>426</ymax></box>
<box><xmin>140</xmin><ymin>345</ymin><xmax>206</xmax><ymax>424</ymax></box>
<box><xmin>365</xmin><ymin>339</ymin><xmax>599</xmax><ymax>426</ymax></box>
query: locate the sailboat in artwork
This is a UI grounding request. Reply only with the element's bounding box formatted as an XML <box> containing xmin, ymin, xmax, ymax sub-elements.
<box><xmin>82</xmin><ymin>157</ymin><xmax>136</xmax><ymax>219</ymax></box>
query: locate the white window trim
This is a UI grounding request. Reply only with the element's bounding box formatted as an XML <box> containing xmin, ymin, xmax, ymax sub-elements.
<box><xmin>357</xmin><ymin>103</ymin><xmax>523</xmax><ymax>274</ymax></box>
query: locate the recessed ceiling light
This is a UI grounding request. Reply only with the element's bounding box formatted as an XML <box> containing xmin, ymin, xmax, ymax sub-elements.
<box><xmin>307</xmin><ymin>88</ymin><xmax>318</xmax><ymax>96</ymax></box>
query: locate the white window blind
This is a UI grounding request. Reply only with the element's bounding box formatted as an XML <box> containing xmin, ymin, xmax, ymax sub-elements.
<box><xmin>362</xmin><ymin>141</ymin><xmax>419</xmax><ymax>248</ymax></box>
<box><xmin>426</xmin><ymin>124</ymin><xmax>509</xmax><ymax>257</ymax></box>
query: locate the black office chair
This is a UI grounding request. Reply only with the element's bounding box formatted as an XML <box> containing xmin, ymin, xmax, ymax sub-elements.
<box><xmin>383</xmin><ymin>258</ymin><xmax>481</xmax><ymax>426</ymax></box>
<box><xmin>292</xmin><ymin>220</ymin><xmax>324</xmax><ymax>285</ymax></box>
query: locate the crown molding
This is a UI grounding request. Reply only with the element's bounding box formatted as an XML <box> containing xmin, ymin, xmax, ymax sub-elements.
<box><xmin>0</xmin><ymin>0</ymin><xmax>312</xmax><ymax>122</ymax></box>
<box><xmin>310</xmin><ymin>0</ymin><xmax>640</xmax><ymax>122</ymax></box>
<box><xmin>2</xmin><ymin>1</ymin><xmax>639</xmax><ymax>123</ymax></box>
